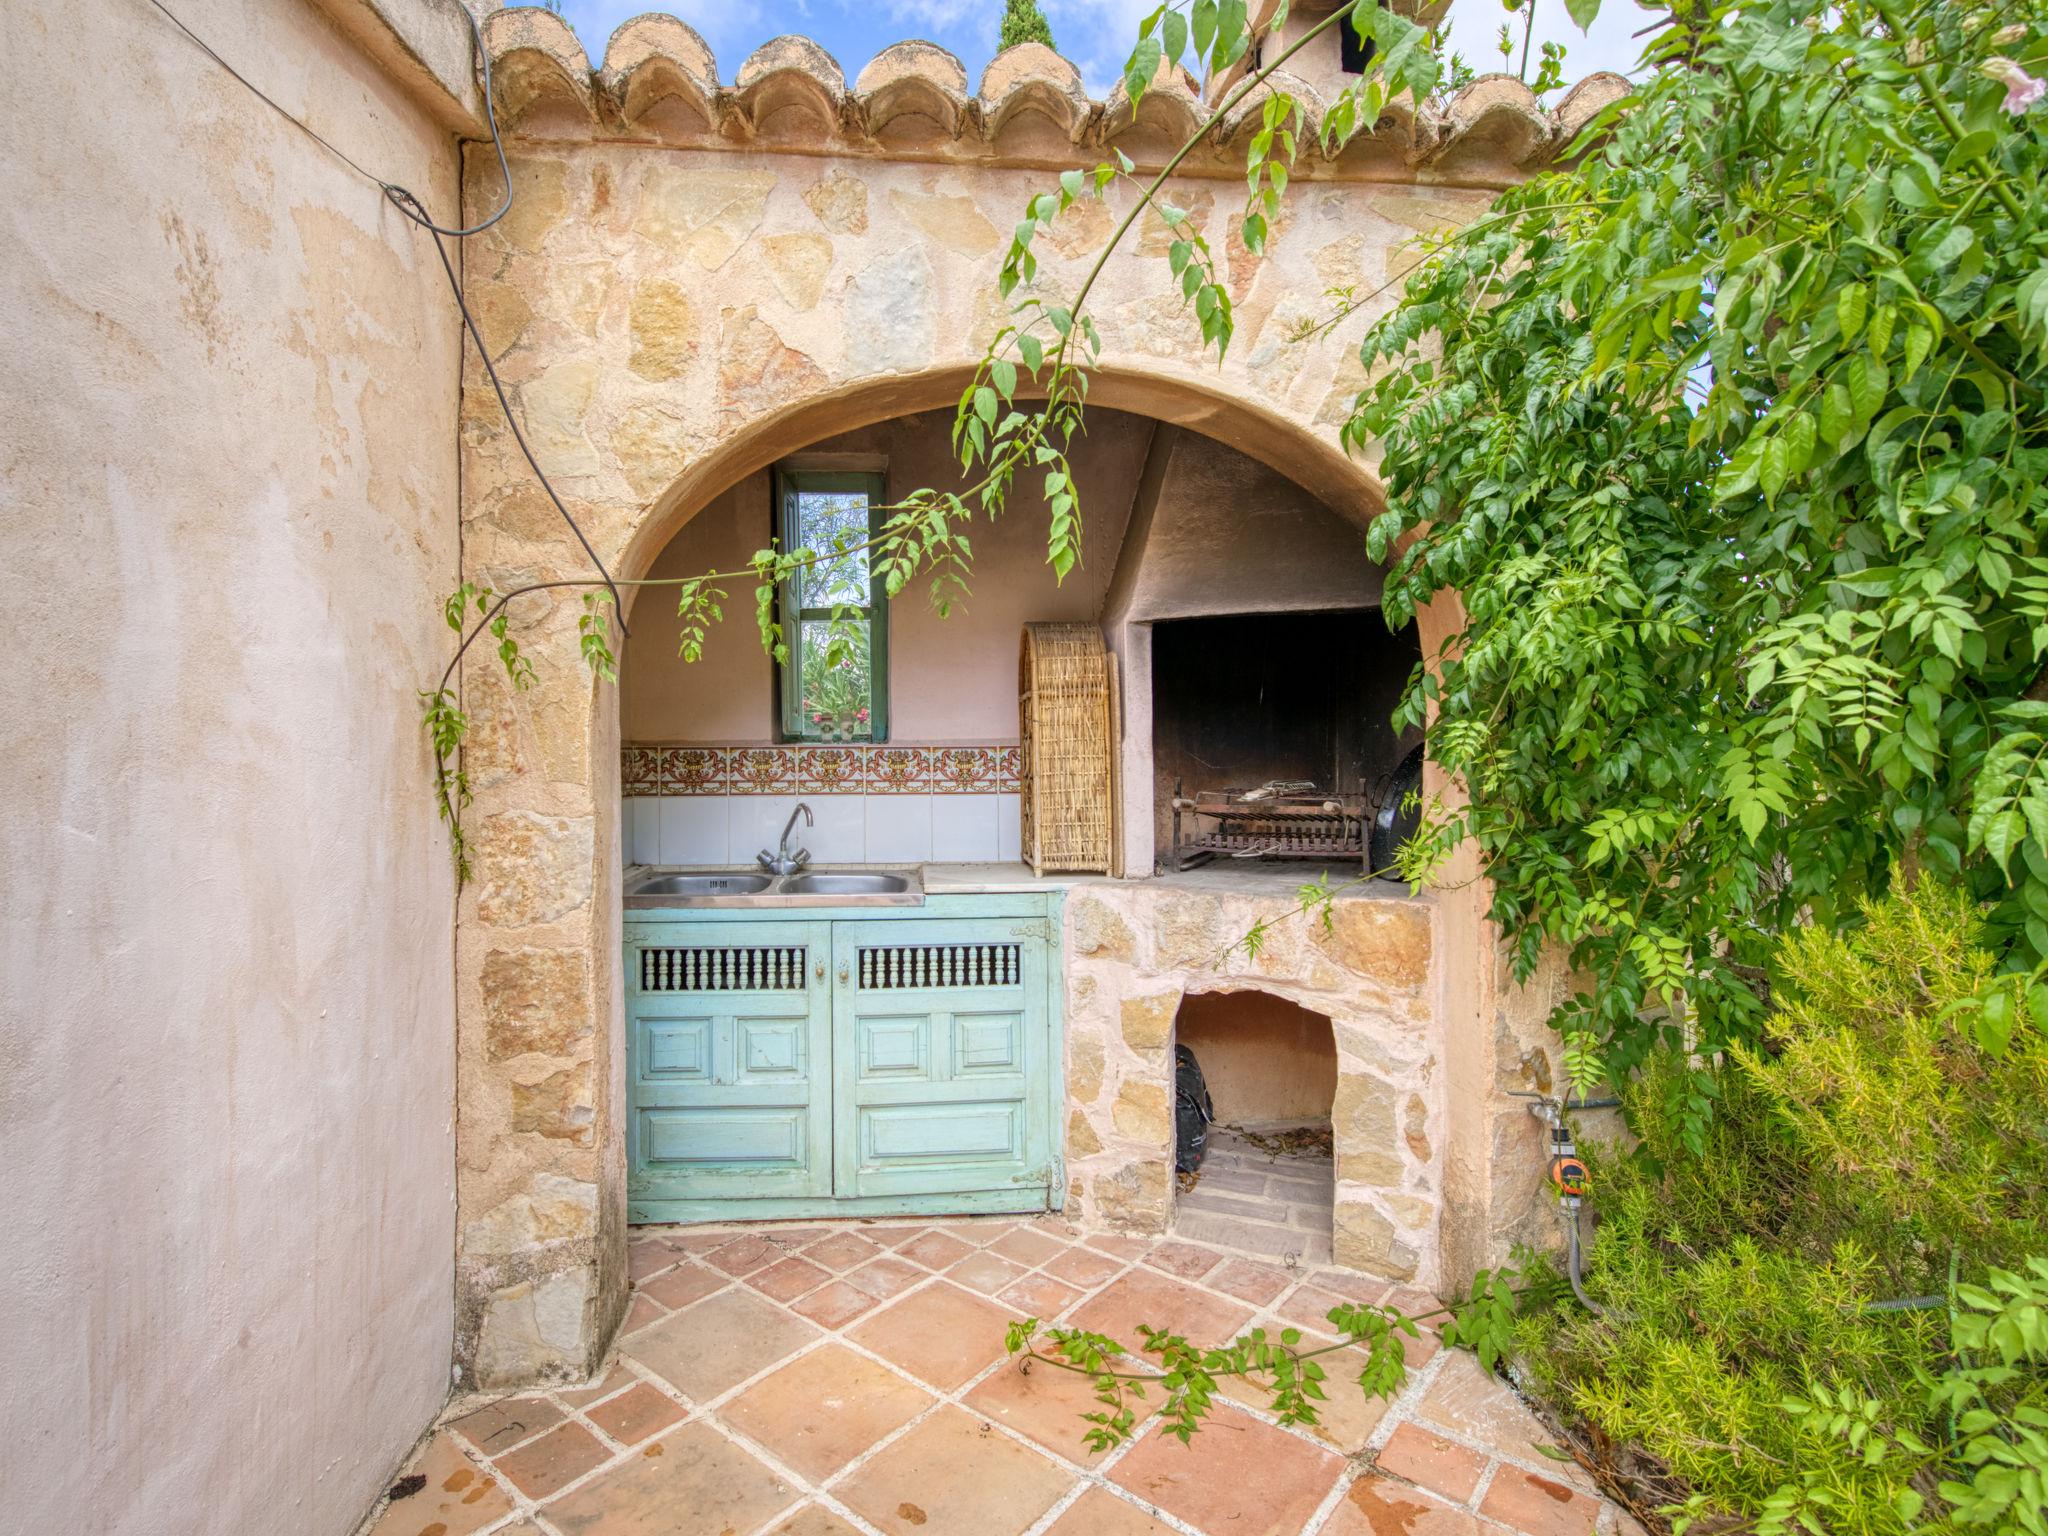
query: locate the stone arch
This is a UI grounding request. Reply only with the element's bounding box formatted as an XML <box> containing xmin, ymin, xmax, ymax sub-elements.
<box><xmin>449</xmin><ymin>72</ymin><xmax>1568</xmax><ymax>1389</ymax></box>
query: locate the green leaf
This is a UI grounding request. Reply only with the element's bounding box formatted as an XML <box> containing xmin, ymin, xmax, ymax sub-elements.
<box><xmin>1563</xmin><ymin>0</ymin><xmax>1600</xmax><ymax>29</ymax></box>
<box><xmin>1161</xmin><ymin>8</ymin><xmax>1188</xmax><ymax>62</ymax></box>
<box><xmin>1836</xmin><ymin>283</ymin><xmax>1868</xmax><ymax>344</ymax></box>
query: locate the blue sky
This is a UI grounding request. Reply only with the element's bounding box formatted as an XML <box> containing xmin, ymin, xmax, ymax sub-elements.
<box><xmin>547</xmin><ymin>1</ymin><xmax>1655</xmax><ymax>97</ymax></box>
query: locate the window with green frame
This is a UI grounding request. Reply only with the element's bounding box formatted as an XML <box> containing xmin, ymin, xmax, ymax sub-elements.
<box><xmin>774</xmin><ymin>468</ymin><xmax>889</xmax><ymax>742</ymax></box>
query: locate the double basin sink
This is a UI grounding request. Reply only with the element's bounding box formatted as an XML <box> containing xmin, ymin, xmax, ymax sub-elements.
<box><xmin>625</xmin><ymin>867</ymin><xmax>922</xmax><ymax>909</ymax></box>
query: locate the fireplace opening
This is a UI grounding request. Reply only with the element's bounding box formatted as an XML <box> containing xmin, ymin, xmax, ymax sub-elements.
<box><xmin>1151</xmin><ymin>609</ymin><xmax>1421</xmax><ymax>872</ymax></box>
<box><xmin>1171</xmin><ymin>990</ymin><xmax>1337</xmax><ymax>1264</ymax></box>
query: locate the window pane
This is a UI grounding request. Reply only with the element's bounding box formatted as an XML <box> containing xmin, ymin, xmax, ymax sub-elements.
<box><xmin>798</xmin><ymin>617</ymin><xmax>872</xmax><ymax>738</ymax></box>
<box><xmin>796</xmin><ymin>489</ymin><xmax>871</xmax><ymax>607</ymax></box>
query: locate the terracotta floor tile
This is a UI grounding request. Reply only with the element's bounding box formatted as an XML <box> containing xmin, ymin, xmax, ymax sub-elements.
<box><xmin>756</xmin><ymin>1225</ymin><xmax>831</xmax><ymax>1246</ymax></box>
<box><xmin>766</xmin><ymin>1503</ymin><xmax>871</xmax><ymax>1535</ymax></box>
<box><xmin>546</xmin><ymin>1421</ymin><xmax>795</xmax><ymax>1536</ymax></box>
<box><xmin>1377</xmin><ymin>1422</ymin><xmax>1487</xmax><ymax>1502</ymax></box>
<box><xmin>494</xmin><ymin>1421</ymin><xmax>611</xmax><ymax>1500</ymax></box>
<box><xmin>586</xmin><ymin>1382</ymin><xmax>688</xmax><ymax>1446</ymax></box>
<box><xmin>835</xmin><ymin>1405</ymin><xmax>1074</xmax><ymax>1536</ymax></box>
<box><xmin>941</xmin><ymin>1219</ymin><xmax>1016</xmax><ymax>1245</ymax></box>
<box><xmin>1213</xmin><ymin>1335</ymin><xmax>1392</xmax><ymax>1455</ymax></box>
<box><xmin>666</xmin><ymin>1228</ymin><xmax>742</xmax><ymax>1254</ymax></box>
<box><xmin>723</xmin><ymin>1342</ymin><xmax>937</xmax><ymax>1482</ymax></box>
<box><xmin>1384</xmin><ymin>1285</ymin><xmax>1448</xmax><ymax>1327</ymax></box>
<box><xmin>805</xmin><ymin>1230</ymin><xmax>884</xmax><ymax>1270</ymax></box>
<box><xmin>1273</xmin><ymin>1284</ymin><xmax>1354</xmax><ymax>1335</ymax></box>
<box><xmin>858</xmin><ymin>1224</ymin><xmax>927</xmax><ymax>1247</ymax></box>
<box><xmin>1418</xmin><ymin>1353</ymin><xmax>1552</xmax><ymax>1457</ymax></box>
<box><xmin>558</xmin><ymin>1363</ymin><xmax>634</xmax><ymax>1409</ymax></box>
<box><xmin>750</xmin><ymin>1256</ymin><xmax>833</xmax><ymax>1302</ymax></box>
<box><xmin>1480</xmin><ymin>1466</ymin><xmax>1604</xmax><ymax>1536</ymax></box>
<box><xmin>626</xmin><ymin>1241</ymin><xmax>679</xmax><ymax>1283</ymax></box>
<box><xmin>624</xmin><ymin>1286</ymin><xmax>819</xmax><ymax>1401</ymax></box>
<box><xmin>1208</xmin><ymin>1257</ymin><xmax>1295</xmax><ymax>1306</ymax></box>
<box><xmin>706</xmin><ymin>1233</ymin><xmax>788</xmax><ymax>1276</ymax></box>
<box><xmin>848</xmin><ymin>1281</ymin><xmax>1016</xmax><ymax>1391</ymax></box>
<box><xmin>614</xmin><ymin>1302</ymin><xmax>663</xmax><ymax>1335</ymax></box>
<box><xmin>1040</xmin><ymin>1486</ymin><xmax>1181</xmax><ymax>1536</ymax></box>
<box><xmin>998</xmin><ymin>1271</ymin><xmax>1084</xmax><ymax>1320</ymax></box>
<box><xmin>842</xmin><ymin>1255</ymin><xmax>926</xmax><ymax>1300</ymax></box>
<box><xmin>946</xmin><ymin>1249</ymin><xmax>1028</xmax><ymax>1295</ymax></box>
<box><xmin>1110</xmin><ymin>1405</ymin><xmax>1346</xmax><ymax>1536</ymax></box>
<box><xmin>897</xmin><ymin>1230</ymin><xmax>975</xmax><ymax>1271</ymax></box>
<box><xmin>620</xmin><ymin>1294</ymin><xmax>666</xmax><ymax>1333</ymax></box>
<box><xmin>1144</xmin><ymin>1240</ymin><xmax>1225</xmax><ymax>1280</ymax></box>
<box><xmin>1069</xmin><ymin>1268</ymin><xmax>1255</xmax><ymax>1351</ymax></box>
<box><xmin>450</xmin><ymin>1395</ymin><xmax>564</xmax><ymax>1457</ymax></box>
<box><xmin>962</xmin><ymin>1356</ymin><xmax>1130</xmax><ymax>1467</ymax></box>
<box><xmin>1323</xmin><ymin>1477</ymin><xmax>1485</xmax><ymax>1536</ymax></box>
<box><xmin>988</xmin><ymin>1227</ymin><xmax>1067</xmax><ymax>1268</ymax></box>
<box><xmin>792</xmin><ymin>1279</ymin><xmax>883</xmax><ymax>1329</ymax></box>
<box><xmin>366</xmin><ymin>1432</ymin><xmax>511</xmax><ymax>1536</ymax></box>
<box><xmin>1087</xmin><ymin>1233</ymin><xmax>1155</xmax><ymax>1259</ymax></box>
<box><xmin>1312</xmin><ymin>1269</ymin><xmax>1394</xmax><ymax>1305</ymax></box>
<box><xmin>638</xmin><ymin>1260</ymin><xmax>725</xmax><ymax>1311</ymax></box>
<box><xmin>1042</xmin><ymin>1244</ymin><xmax>1125</xmax><ymax>1288</ymax></box>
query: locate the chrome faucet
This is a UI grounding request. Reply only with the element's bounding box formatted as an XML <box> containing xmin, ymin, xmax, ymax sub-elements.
<box><xmin>758</xmin><ymin>802</ymin><xmax>813</xmax><ymax>876</ymax></box>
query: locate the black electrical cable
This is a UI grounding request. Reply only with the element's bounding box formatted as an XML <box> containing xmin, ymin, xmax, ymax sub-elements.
<box><xmin>139</xmin><ymin>0</ymin><xmax>625</xmax><ymax>630</ymax></box>
<box><xmin>400</xmin><ymin>188</ymin><xmax>626</xmax><ymax>626</ymax></box>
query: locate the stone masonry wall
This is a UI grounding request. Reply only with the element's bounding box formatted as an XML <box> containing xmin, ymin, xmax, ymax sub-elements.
<box><xmin>448</xmin><ymin>11</ymin><xmax>1628</xmax><ymax>1384</ymax></box>
<box><xmin>1061</xmin><ymin>880</ymin><xmax>1444</xmax><ymax>1288</ymax></box>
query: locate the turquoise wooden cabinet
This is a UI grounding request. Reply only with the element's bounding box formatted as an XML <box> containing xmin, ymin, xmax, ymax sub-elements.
<box><xmin>626</xmin><ymin>895</ymin><xmax>1064</xmax><ymax>1223</ymax></box>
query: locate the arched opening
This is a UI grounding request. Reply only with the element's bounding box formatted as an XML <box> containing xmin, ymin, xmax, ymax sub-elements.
<box><xmin>1172</xmin><ymin>990</ymin><xmax>1339</xmax><ymax>1265</ymax></box>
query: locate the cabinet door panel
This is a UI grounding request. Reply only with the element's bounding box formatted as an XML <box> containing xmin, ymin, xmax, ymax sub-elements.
<box><xmin>832</xmin><ymin>921</ymin><xmax>1052</xmax><ymax>1200</ymax></box>
<box><xmin>627</xmin><ymin>923</ymin><xmax>832</xmax><ymax>1202</ymax></box>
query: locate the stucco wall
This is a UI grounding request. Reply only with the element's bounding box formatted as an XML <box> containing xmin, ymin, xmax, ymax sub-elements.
<box><xmin>0</xmin><ymin>1</ymin><xmax>467</xmax><ymax>1530</ymax></box>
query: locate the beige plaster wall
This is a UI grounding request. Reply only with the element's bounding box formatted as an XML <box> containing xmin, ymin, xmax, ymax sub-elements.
<box><xmin>0</xmin><ymin>0</ymin><xmax>467</xmax><ymax>1529</ymax></box>
<box><xmin>1177</xmin><ymin>991</ymin><xmax>1340</xmax><ymax>1126</ymax></box>
<box><xmin>622</xmin><ymin>408</ymin><xmax>1150</xmax><ymax>745</ymax></box>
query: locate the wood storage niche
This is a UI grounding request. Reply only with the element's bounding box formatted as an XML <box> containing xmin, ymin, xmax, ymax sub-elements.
<box><xmin>1019</xmin><ymin>623</ymin><xmax>1117</xmax><ymax>874</ymax></box>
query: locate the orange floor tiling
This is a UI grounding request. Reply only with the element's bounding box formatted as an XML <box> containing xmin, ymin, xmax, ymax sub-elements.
<box><xmin>367</xmin><ymin>1214</ymin><xmax>1631</xmax><ymax>1536</ymax></box>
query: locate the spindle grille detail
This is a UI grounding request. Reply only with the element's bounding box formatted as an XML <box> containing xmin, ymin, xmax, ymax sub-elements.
<box><xmin>640</xmin><ymin>945</ymin><xmax>808</xmax><ymax>993</ymax></box>
<box><xmin>856</xmin><ymin>943</ymin><xmax>1023</xmax><ymax>991</ymax></box>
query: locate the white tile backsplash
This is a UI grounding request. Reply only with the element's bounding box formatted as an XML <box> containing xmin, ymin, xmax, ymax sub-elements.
<box><xmin>625</xmin><ymin>796</ymin><xmax>662</xmax><ymax>866</ymax></box>
<box><xmin>658</xmin><ymin>797</ymin><xmax>730</xmax><ymax>866</ymax></box>
<box><xmin>731</xmin><ymin>793</ymin><xmax>865</xmax><ymax>865</ymax></box>
<box><xmin>997</xmin><ymin>792</ymin><xmax>1022</xmax><ymax>862</ymax></box>
<box><xmin>628</xmin><ymin>784</ymin><xmax>1021</xmax><ymax>868</ymax></box>
<box><xmin>864</xmin><ymin>795</ymin><xmax>933</xmax><ymax>864</ymax></box>
<box><xmin>932</xmin><ymin>792</ymin><xmax>999</xmax><ymax>862</ymax></box>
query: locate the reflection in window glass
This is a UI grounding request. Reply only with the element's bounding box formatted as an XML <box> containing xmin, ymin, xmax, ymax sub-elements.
<box><xmin>775</xmin><ymin>470</ymin><xmax>888</xmax><ymax>742</ymax></box>
<box><xmin>797</xmin><ymin>491</ymin><xmax>870</xmax><ymax>607</ymax></box>
<box><xmin>797</xmin><ymin>618</ymin><xmax>872</xmax><ymax>736</ymax></box>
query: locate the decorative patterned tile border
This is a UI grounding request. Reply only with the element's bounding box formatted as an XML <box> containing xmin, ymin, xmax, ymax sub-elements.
<box><xmin>624</xmin><ymin>744</ymin><xmax>1020</xmax><ymax>796</ymax></box>
<box><xmin>864</xmin><ymin>746</ymin><xmax>933</xmax><ymax>795</ymax></box>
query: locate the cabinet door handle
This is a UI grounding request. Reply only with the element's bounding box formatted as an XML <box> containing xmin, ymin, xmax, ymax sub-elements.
<box><xmin>814</xmin><ymin>962</ymin><xmax>825</xmax><ymax>981</ymax></box>
<box><xmin>837</xmin><ymin>962</ymin><xmax>850</xmax><ymax>982</ymax></box>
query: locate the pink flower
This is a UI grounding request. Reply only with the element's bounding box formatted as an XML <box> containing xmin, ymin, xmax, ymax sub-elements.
<box><xmin>1984</xmin><ymin>56</ymin><xmax>2046</xmax><ymax>113</ymax></box>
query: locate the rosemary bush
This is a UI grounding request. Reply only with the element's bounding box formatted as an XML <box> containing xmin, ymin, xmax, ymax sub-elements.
<box><xmin>1521</xmin><ymin>884</ymin><xmax>2048</xmax><ymax>1533</ymax></box>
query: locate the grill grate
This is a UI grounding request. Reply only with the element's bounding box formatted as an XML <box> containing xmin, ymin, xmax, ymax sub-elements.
<box><xmin>857</xmin><ymin>943</ymin><xmax>1022</xmax><ymax>990</ymax></box>
<box><xmin>639</xmin><ymin>945</ymin><xmax>807</xmax><ymax>992</ymax></box>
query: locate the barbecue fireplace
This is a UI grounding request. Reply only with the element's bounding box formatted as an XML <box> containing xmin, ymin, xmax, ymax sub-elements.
<box><xmin>1150</xmin><ymin>610</ymin><xmax>1421</xmax><ymax>873</ymax></box>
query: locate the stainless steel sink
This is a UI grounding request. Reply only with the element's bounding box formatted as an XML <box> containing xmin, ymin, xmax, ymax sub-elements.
<box><xmin>624</xmin><ymin>867</ymin><xmax>922</xmax><ymax>908</ymax></box>
<box><xmin>629</xmin><ymin>872</ymin><xmax>774</xmax><ymax>897</ymax></box>
<box><xmin>777</xmin><ymin>872</ymin><xmax>914</xmax><ymax>896</ymax></box>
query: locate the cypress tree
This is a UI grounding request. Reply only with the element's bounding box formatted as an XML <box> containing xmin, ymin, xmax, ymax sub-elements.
<box><xmin>998</xmin><ymin>0</ymin><xmax>1056</xmax><ymax>51</ymax></box>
